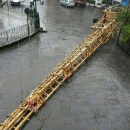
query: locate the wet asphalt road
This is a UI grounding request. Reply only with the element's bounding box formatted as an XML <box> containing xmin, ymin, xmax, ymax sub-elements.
<box><xmin>0</xmin><ymin>0</ymin><xmax>130</xmax><ymax>130</ymax></box>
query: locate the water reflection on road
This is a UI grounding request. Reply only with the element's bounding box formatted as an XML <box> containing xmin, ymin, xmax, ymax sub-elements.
<box><xmin>2</xmin><ymin>1</ymin><xmax>129</xmax><ymax>130</ymax></box>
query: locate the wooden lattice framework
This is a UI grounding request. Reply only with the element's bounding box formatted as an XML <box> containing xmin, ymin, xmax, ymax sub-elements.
<box><xmin>0</xmin><ymin>7</ymin><xmax>121</xmax><ymax>130</ymax></box>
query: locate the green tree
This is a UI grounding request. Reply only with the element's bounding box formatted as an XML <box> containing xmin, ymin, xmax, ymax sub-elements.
<box><xmin>86</xmin><ymin>0</ymin><xmax>95</xmax><ymax>6</ymax></box>
<box><xmin>116</xmin><ymin>7</ymin><xmax>130</xmax><ymax>43</ymax></box>
<box><xmin>116</xmin><ymin>7</ymin><xmax>130</xmax><ymax>24</ymax></box>
<box><xmin>102</xmin><ymin>0</ymin><xmax>107</xmax><ymax>4</ymax></box>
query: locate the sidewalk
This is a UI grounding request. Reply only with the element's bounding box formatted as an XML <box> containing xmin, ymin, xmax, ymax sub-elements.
<box><xmin>0</xmin><ymin>4</ymin><xmax>47</xmax><ymax>48</ymax></box>
<box><xmin>0</xmin><ymin>0</ymin><xmax>6</xmax><ymax>7</ymax></box>
<box><xmin>0</xmin><ymin>10</ymin><xmax>40</xmax><ymax>48</ymax></box>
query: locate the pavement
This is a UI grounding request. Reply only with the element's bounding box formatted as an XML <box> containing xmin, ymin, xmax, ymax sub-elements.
<box><xmin>22</xmin><ymin>33</ymin><xmax>130</xmax><ymax>130</ymax></box>
<box><xmin>0</xmin><ymin>1</ymin><xmax>46</xmax><ymax>48</ymax></box>
<box><xmin>0</xmin><ymin>0</ymin><xmax>6</xmax><ymax>7</ymax></box>
<box><xmin>0</xmin><ymin>1</ymin><xmax>130</xmax><ymax>130</ymax></box>
<box><xmin>0</xmin><ymin>8</ymin><xmax>27</xmax><ymax>30</ymax></box>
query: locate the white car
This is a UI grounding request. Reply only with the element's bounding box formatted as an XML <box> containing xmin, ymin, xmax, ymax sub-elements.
<box><xmin>10</xmin><ymin>0</ymin><xmax>21</xmax><ymax>5</ymax></box>
<box><xmin>60</xmin><ymin>0</ymin><xmax>75</xmax><ymax>7</ymax></box>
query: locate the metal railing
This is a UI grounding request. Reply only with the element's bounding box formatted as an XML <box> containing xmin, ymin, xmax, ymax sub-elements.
<box><xmin>117</xmin><ymin>28</ymin><xmax>130</xmax><ymax>55</ymax></box>
<box><xmin>0</xmin><ymin>22</ymin><xmax>38</xmax><ymax>47</ymax></box>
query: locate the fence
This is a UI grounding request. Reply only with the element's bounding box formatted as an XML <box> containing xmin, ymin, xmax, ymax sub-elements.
<box><xmin>117</xmin><ymin>28</ymin><xmax>130</xmax><ymax>55</ymax></box>
<box><xmin>0</xmin><ymin>22</ymin><xmax>38</xmax><ymax>48</ymax></box>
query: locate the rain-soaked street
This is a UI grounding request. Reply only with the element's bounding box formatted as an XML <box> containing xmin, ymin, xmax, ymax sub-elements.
<box><xmin>0</xmin><ymin>0</ymin><xmax>130</xmax><ymax>130</ymax></box>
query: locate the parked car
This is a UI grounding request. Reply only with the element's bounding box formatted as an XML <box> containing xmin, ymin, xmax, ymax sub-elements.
<box><xmin>74</xmin><ymin>0</ymin><xmax>86</xmax><ymax>6</ymax></box>
<box><xmin>112</xmin><ymin>0</ymin><xmax>121</xmax><ymax>6</ymax></box>
<box><xmin>10</xmin><ymin>0</ymin><xmax>21</xmax><ymax>5</ymax></box>
<box><xmin>60</xmin><ymin>0</ymin><xmax>75</xmax><ymax>8</ymax></box>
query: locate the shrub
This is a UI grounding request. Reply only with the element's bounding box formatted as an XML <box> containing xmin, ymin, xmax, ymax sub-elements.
<box><xmin>102</xmin><ymin>0</ymin><xmax>107</xmax><ymax>4</ymax></box>
<box><xmin>116</xmin><ymin>7</ymin><xmax>130</xmax><ymax>43</ymax></box>
<box><xmin>86</xmin><ymin>0</ymin><xmax>91</xmax><ymax>3</ymax></box>
<box><xmin>122</xmin><ymin>24</ymin><xmax>130</xmax><ymax>43</ymax></box>
<box><xmin>90</xmin><ymin>0</ymin><xmax>95</xmax><ymax>4</ymax></box>
<box><xmin>116</xmin><ymin>7</ymin><xmax>130</xmax><ymax>24</ymax></box>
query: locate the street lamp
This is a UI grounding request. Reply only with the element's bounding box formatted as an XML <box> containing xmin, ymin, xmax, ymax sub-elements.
<box><xmin>30</xmin><ymin>0</ymin><xmax>44</xmax><ymax>28</ymax></box>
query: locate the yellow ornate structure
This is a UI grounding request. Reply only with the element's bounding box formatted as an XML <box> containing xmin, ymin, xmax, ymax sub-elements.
<box><xmin>0</xmin><ymin>8</ymin><xmax>121</xmax><ymax>130</ymax></box>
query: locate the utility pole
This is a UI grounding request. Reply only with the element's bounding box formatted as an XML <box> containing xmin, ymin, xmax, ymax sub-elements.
<box><xmin>24</xmin><ymin>8</ymin><xmax>30</xmax><ymax>38</ymax></box>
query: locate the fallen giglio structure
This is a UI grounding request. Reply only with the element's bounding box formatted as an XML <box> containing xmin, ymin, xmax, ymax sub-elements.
<box><xmin>0</xmin><ymin>7</ymin><xmax>121</xmax><ymax>130</ymax></box>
